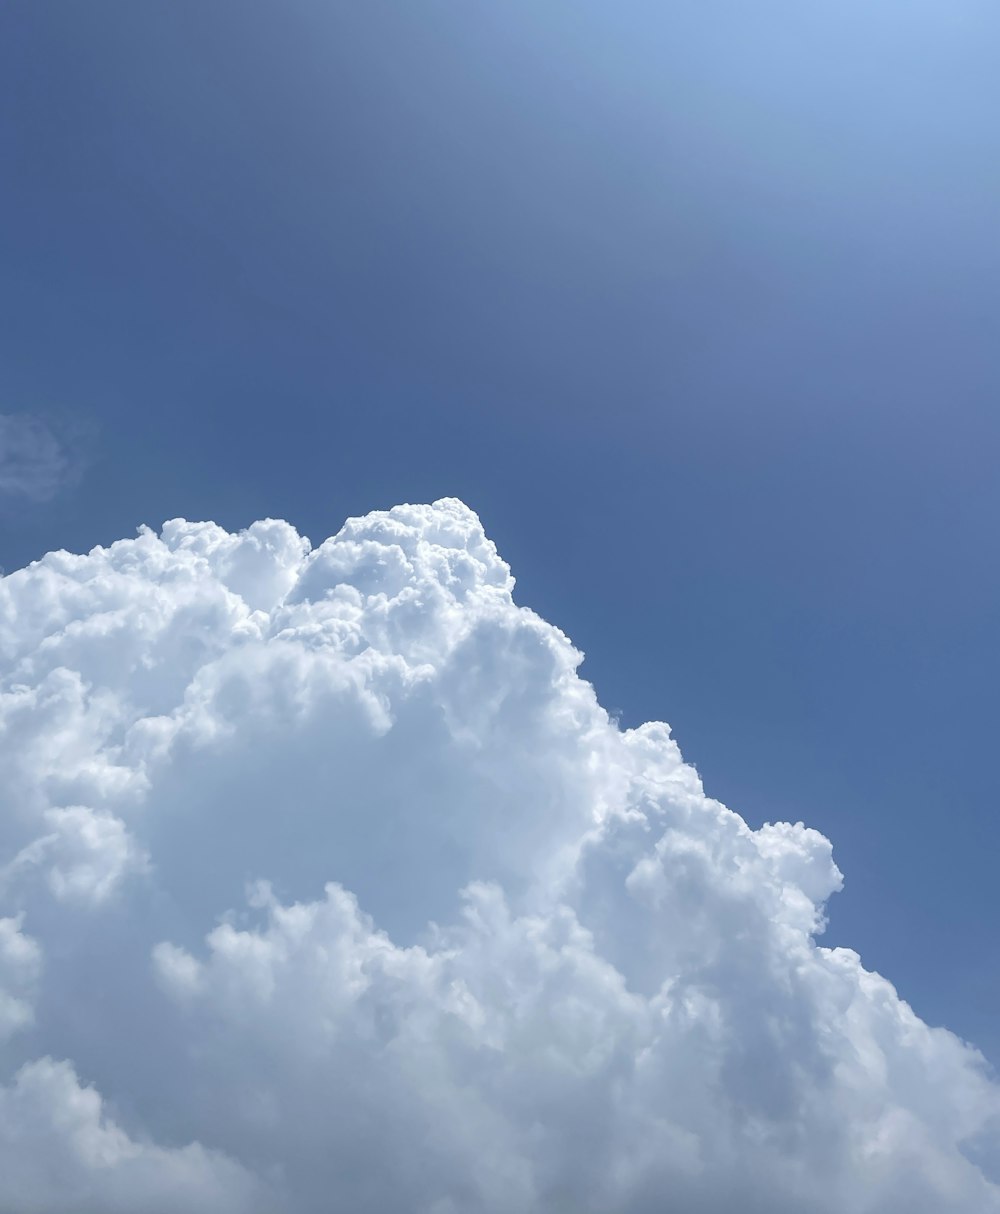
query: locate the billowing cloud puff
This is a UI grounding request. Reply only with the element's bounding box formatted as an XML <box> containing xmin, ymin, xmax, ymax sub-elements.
<box><xmin>0</xmin><ymin>499</ymin><xmax>996</xmax><ymax>1212</ymax></box>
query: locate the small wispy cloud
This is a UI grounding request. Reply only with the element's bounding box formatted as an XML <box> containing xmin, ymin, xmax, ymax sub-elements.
<box><xmin>0</xmin><ymin>413</ymin><xmax>72</xmax><ymax>502</ymax></box>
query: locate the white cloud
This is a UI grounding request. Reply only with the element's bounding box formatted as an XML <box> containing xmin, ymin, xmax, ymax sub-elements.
<box><xmin>4</xmin><ymin>806</ymin><xmax>148</xmax><ymax>905</ymax></box>
<box><xmin>0</xmin><ymin>498</ymin><xmax>996</xmax><ymax>1211</ymax></box>
<box><xmin>0</xmin><ymin>414</ymin><xmax>71</xmax><ymax>502</ymax></box>
<box><xmin>0</xmin><ymin>915</ymin><xmax>40</xmax><ymax>1041</ymax></box>
<box><xmin>0</xmin><ymin>1058</ymin><xmax>271</xmax><ymax>1213</ymax></box>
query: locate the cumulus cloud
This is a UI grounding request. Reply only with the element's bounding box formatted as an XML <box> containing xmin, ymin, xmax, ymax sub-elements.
<box><xmin>0</xmin><ymin>498</ymin><xmax>996</xmax><ymax>1212</ymax></box>
<box><xmin>0</xmin><ymin>414</ymin><xmax>72</xmax><ymax>502</ymax></box>
<box><xmin>0</xmin><ymin>1058</ymin><xmax>270</xmax><ymax>1214</ymax></box>
<box><xmin>0</xmin><ymin>916</ymin><xmax>40</xmax><ymax>1041</ymax></box>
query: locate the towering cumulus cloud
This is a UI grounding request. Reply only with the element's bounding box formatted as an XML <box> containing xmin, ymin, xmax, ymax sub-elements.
<box><xmin>0</xmin><ymin>499</ymin><xmax>996</xmax><ymax>1212</ymax></box>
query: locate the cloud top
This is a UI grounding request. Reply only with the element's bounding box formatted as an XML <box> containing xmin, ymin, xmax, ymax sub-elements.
<box><xmin>0</xmin><ymin>499</ymin><xmax>996</xmax><ymax>1212</ymax></box>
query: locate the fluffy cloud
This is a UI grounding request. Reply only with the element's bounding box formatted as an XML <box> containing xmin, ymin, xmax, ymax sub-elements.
<box><xmin>0</xmin><ymin>1057</ymin><xmax>269</xmax><ymax>1213</ymax></box>
<box><xmin>0</xmin><ymin>498</ymin><xmax>996</xmax><ymax>1212</ymax></box>
<box><xmin>0</xmin><ymin>916</ymin><xmax>40</xmax><ymax>1041</ymax></box>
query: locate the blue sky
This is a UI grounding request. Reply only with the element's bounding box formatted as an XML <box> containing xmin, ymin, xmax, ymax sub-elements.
<box><xmin>1</xmin><ymin>0</ymin><xmax>999</xmax><ymax>1069</ymax></box>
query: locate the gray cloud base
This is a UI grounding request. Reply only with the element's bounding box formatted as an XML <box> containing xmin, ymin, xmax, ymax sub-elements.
<box><xmin>0</xmin><ymin>499</ymin><xmax>996</xmax><ymax>1212</ymax></box>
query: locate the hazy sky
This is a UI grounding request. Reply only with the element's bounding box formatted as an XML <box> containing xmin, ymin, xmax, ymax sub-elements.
<box><xmin>1</xmin><ymin>0</ymin><xmax>999</xmax><ymax>1080</ymax></box>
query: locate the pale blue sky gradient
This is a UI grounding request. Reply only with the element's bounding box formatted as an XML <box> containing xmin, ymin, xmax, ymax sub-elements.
<box><xmin>2</xmin><ymin>2</ymin><xmax>999</xmax><ymax>1060</ymax></box>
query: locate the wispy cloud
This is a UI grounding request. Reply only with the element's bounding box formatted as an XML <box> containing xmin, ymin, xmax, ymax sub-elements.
<box><xmin>0</xmin><ymin>413</ymin><xmax>72</xmax><ymax>501</ymax></box>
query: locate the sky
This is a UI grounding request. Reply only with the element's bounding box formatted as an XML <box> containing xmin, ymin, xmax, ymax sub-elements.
<box><xmin>0</xmin><ymin>0</ymin><xmax>998</xmax><ymax>1151</ymax></box>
